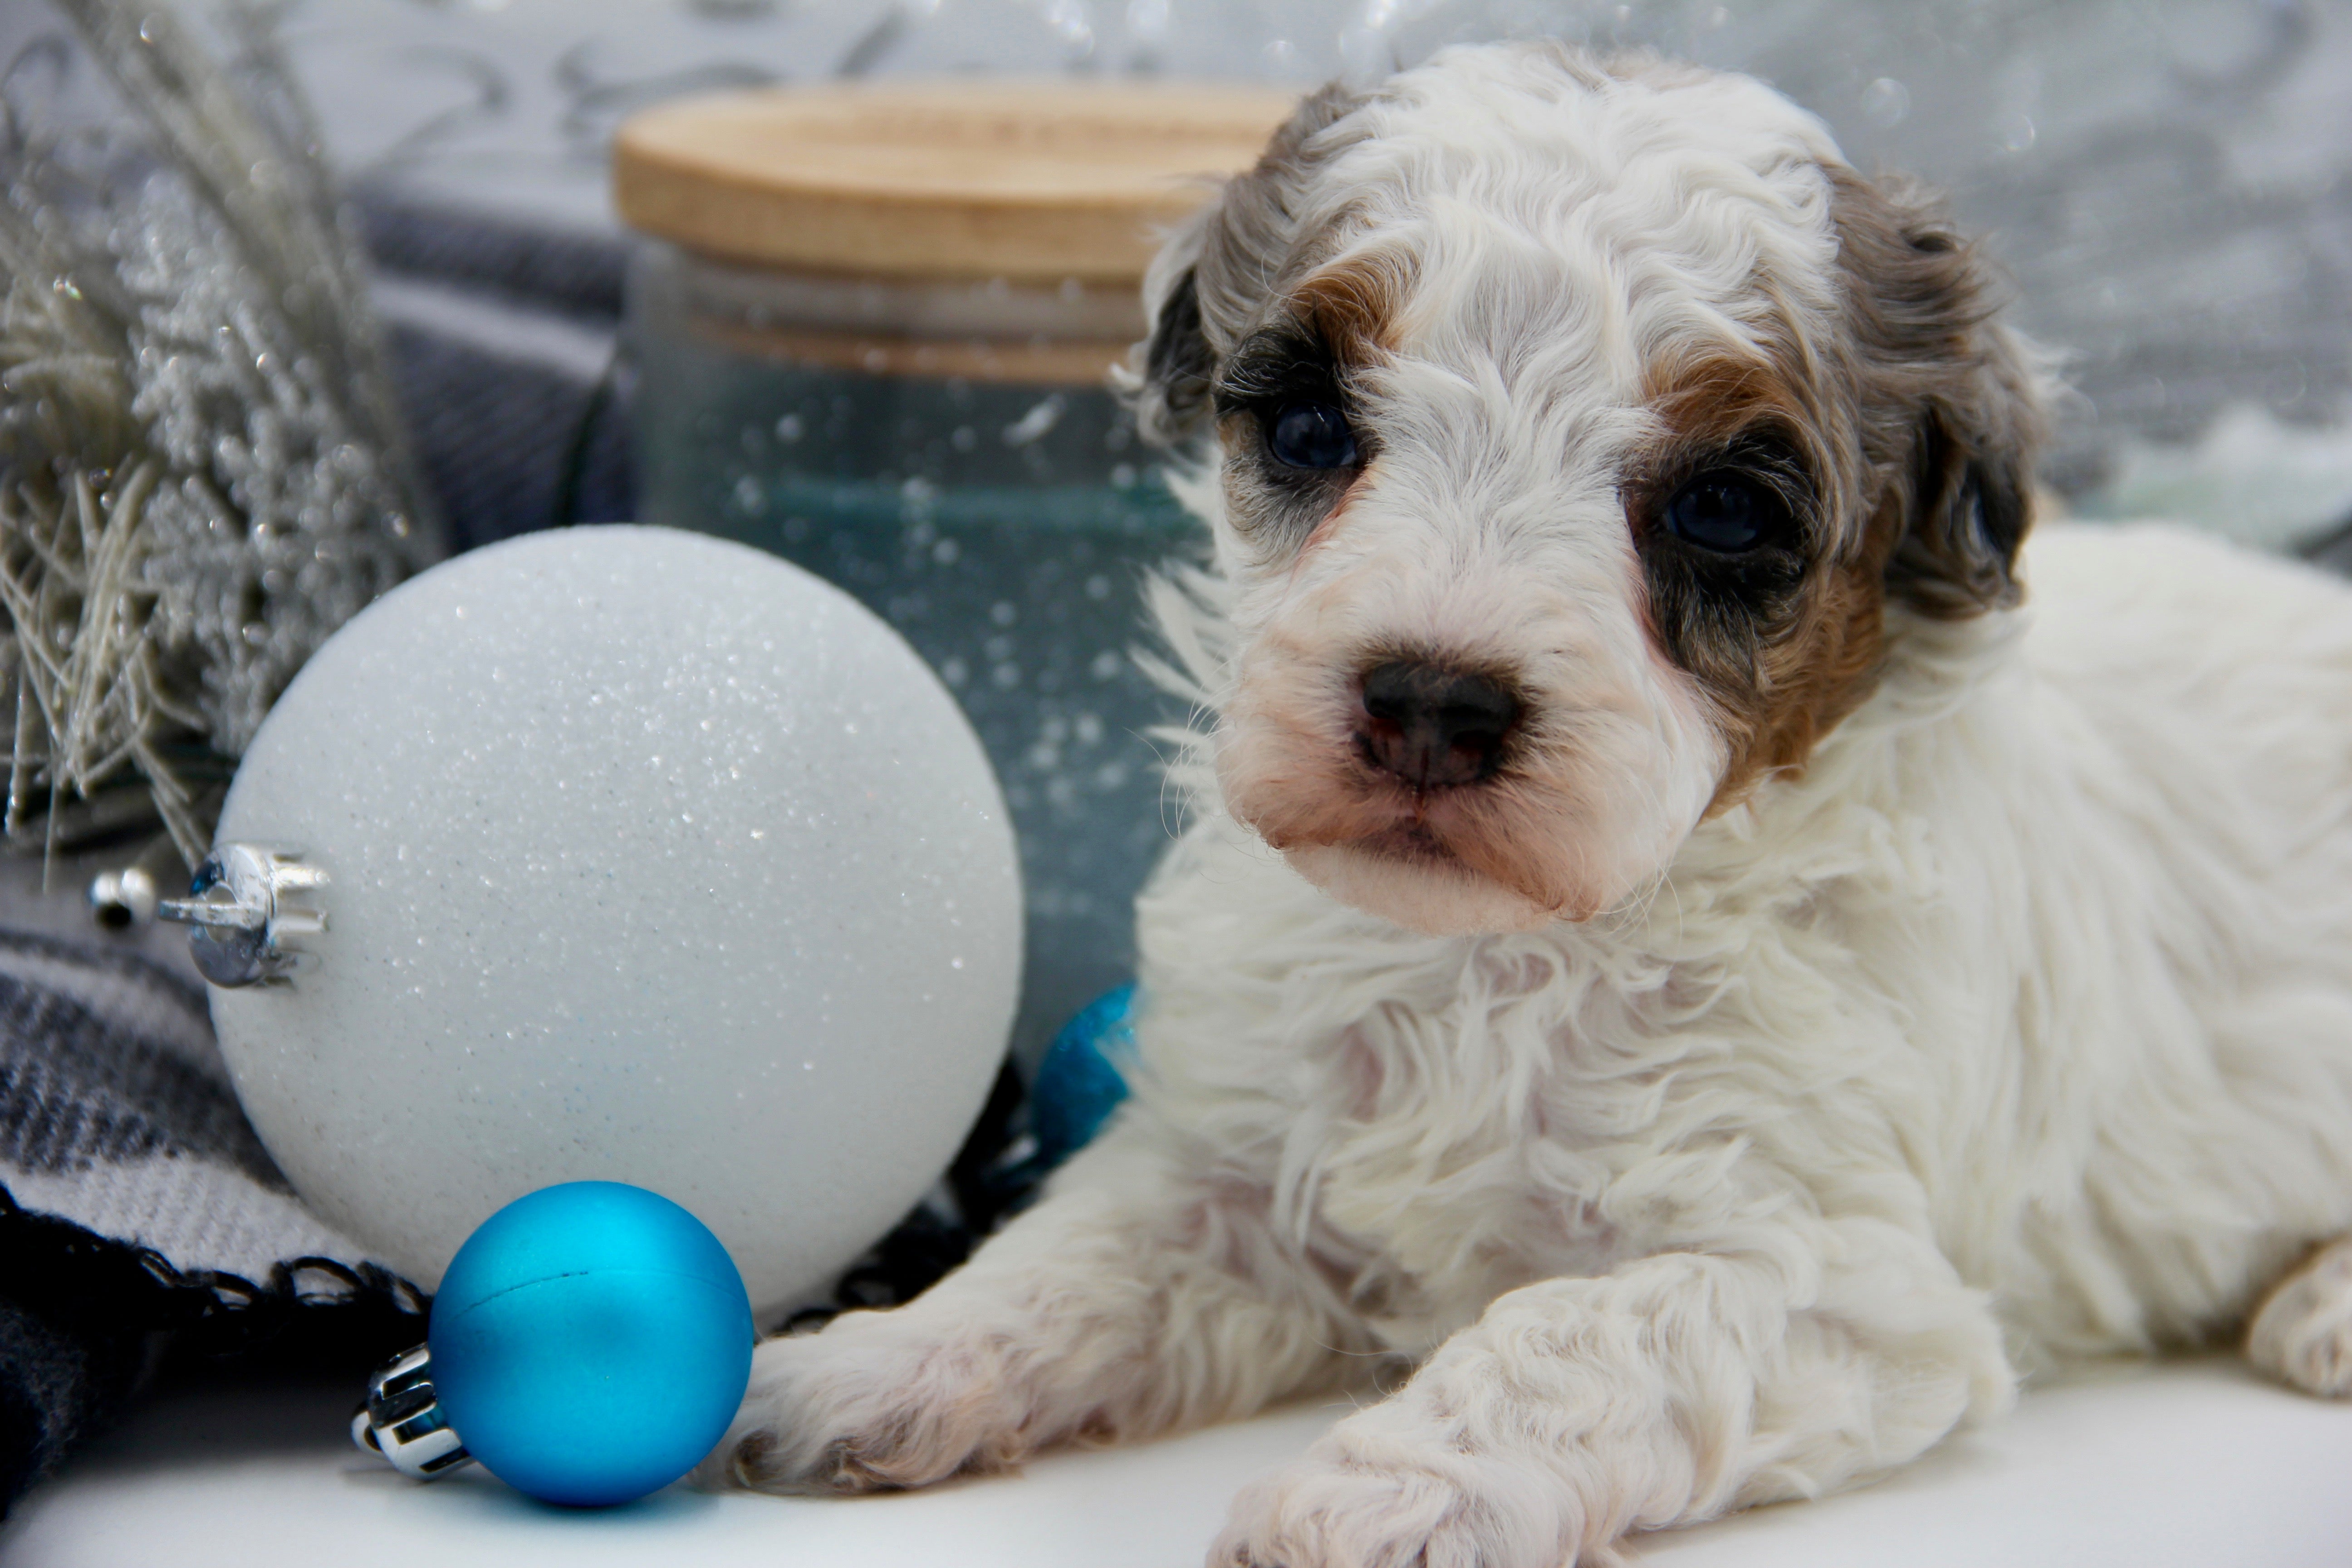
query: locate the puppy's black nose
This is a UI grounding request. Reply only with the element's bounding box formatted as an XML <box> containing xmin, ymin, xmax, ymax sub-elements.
<box><xmin>1356</xmin><ymin>660</ymin><xmax>1521</xmax><ymax>789</ymax></box>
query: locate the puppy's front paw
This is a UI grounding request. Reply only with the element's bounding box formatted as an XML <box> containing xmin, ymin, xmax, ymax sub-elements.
<box><xmin>2248</xmin><ymin>1236</ymin><xmax>2352</xmax><ymax>1397</ymax></box>
<box><xmin>1213</xmin><ymin>1458</ymin><xmax>1451</xmax><ymax>1568</ymax></box>
<box><xmin>697</xmin><ymin>1310</ymin><xmax>1029</xmax><ymax>1495</ymax></box>
<box><xmin>1212</xmin><ymin>1451</ymin><xmax>1563</xmax><ymax>1568</ymax></box>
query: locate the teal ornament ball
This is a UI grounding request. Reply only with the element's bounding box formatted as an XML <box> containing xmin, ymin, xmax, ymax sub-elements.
<box><xmin>1030</xmin><ymin>983</ymin><xmax>1138</xmax><ymax>1170</ymax></box>
<box><xmin>427</xmin><ymin>1182</ymin><xmax>754</xmax><ymax>1506</ymax></box>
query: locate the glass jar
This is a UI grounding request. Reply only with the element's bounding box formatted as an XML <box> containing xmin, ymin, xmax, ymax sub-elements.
<box><xmin>617</xmin><ymin>82</ymin><xmax>1292</xmax><ymax>1067</ymax></box>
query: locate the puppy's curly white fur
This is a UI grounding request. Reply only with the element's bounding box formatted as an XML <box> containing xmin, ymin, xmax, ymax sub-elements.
<box><xmin>709</xmin><ymin>42</ymin><xmax>2352</xmax><ymax>1566</ymax></box>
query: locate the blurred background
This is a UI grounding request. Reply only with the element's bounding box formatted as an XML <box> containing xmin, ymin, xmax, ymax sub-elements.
<box><xmin>7</xmin><ymin>0</ymin><xmax>2352</xmax><ymax>1062</ymax></box>
<box><xmin>287</xmin><ymin>0</ymin><xmax>2352</xmax><ymax>1067</ymax></box>
<box><xmin>12</xmin><ymin>0</ymin><xmax>2343</xmax><ymax>1063</ymax></box>
<box><xmin>268</xmin><ymin>0</ymin><xmax>2352</xmax><ymax>552</ymax></box>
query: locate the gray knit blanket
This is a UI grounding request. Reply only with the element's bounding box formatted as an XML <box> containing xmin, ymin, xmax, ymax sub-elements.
<box><xmin>0</xmin><ymin>926</ymin><xmax>421</xmax><ymax>1510</ymax></box>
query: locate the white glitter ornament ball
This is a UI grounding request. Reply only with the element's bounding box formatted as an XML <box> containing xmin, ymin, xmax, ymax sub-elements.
<box><xmin>205</xmin><ymin>526</ymin><xmax>1021</xmax><ymax>1315</ymax></box>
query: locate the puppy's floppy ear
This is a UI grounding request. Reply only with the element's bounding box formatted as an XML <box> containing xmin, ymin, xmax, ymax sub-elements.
<box><xmin>1126</xmin><ymin>81</ymin><xmax>1368</xmax><ymax>449</ymax></box>
<box><xmin>1131</xmin><ymin>235</ymin><xmax>1214</xmax><ymax>446</ymax></box>
<box><xmin>1832</xmin><ymin>169</ymin><xmax>2046</xmax><ymax>617</ymax></box>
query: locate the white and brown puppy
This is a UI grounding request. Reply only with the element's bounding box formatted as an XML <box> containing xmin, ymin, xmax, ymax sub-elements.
<box><xmin>711</xmin><ymin>42</ymin><xmax>2352</xmax><ymax>1567</ymax></box>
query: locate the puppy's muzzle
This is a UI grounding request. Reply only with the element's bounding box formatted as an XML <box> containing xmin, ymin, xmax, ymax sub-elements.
<box><xmin>1355</xmin><ymin>660</ymin><xmax>1523</xmax><ymax>790</ymax></box>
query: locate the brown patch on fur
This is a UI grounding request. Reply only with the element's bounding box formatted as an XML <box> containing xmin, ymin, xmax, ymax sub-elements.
<box><xmin>1632</xmin><ymin>347</ymin><xmax>1894</xmax><ymax>812</ymax></box>
<box><xmin>1133</xmin><ymin>81</ymin><xmax>1371</xmax><ymax>445</ymax></box>
<box><xmin>1632</xmin><ymin>167</ymin><xmax>2044</xmax><ymax>811</ymax></box>
<box><xmin>1718</xmin><ymin>553</ymin><xmax>1894</xmax><ymax>809</ymax></box>
<box><xmin>1289</xmin><ymin>254</ymin><xmax>1406</xmax><ymax>361</ymax></box>
<box><xmin>1641</xmin><ymin>349</ymin><xmax>1818</xmax><ymax>457</ymax></box>
<box><xmin>1209</xmin><ymin>255</ymin><xmax>1406</xmax><ymax>559</ymax></box>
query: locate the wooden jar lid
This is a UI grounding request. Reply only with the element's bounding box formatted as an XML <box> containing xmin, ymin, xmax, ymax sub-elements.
<box><xmin>614</xmin><ymin>80</ymin><xmax>1299</xmax><ymax>284</ymax></box>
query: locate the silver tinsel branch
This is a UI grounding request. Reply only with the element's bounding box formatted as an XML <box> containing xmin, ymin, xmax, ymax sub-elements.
<box><xmin>0</xmin><ymin>0</ymin><xmax>440</xmax><ymax>863</ymax></box>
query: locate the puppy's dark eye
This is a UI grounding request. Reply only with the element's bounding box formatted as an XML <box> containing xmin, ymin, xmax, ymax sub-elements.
<box><xmin>1266</xmin><ymin>403</ymin><xmax>1358</xmax><ymax>470</ymax></box>
<box><xmin>1663</xmin><ymin>470</ymin><xmax>1791</xmax><ymax>553</ymax></box>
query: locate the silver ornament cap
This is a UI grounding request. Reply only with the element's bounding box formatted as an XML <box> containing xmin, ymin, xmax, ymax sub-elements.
<box><xmin>156</xmin><ymin>843</ymin><xmax>326</xmax><ymax>987</ymax></box>
<box><xmin>350</xmin><ymin>1343</ymin><xmax>474</xmax><ymax>1480</ymax></box>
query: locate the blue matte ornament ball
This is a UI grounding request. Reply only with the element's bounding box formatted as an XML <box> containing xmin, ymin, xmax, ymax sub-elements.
<box><xmin>1030</xmin><ymin>983</ymin><xmax>1139</xmax><ymax>1171</ymax></box>
<box><xmin>427</xmin><ymin>1182</ymin><xmax>755</xmax><ymax>1506</ymax></box>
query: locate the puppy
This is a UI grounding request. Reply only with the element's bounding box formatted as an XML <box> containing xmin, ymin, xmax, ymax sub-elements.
<box><xmin>710</xmin><ymin>42</ymin><xmax>2352</xmax><ymax>1567</ymax></box>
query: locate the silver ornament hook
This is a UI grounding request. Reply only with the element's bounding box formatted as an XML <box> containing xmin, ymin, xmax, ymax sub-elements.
<box><xmin>156</xmin><ymin>843</ymin><xmax>327</xmax><ymax>987</ymax></box>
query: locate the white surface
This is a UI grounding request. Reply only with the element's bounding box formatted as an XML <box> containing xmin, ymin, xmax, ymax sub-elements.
<box><xmin>5</xmin><ymin>1357</ymin><xmax>2348</xmax><ymax>1567</ymax></box>
<box><xmin>209</xmin><ymin>525</ymin><xmax>1021</xmax><ymax>1314</ymax></box>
